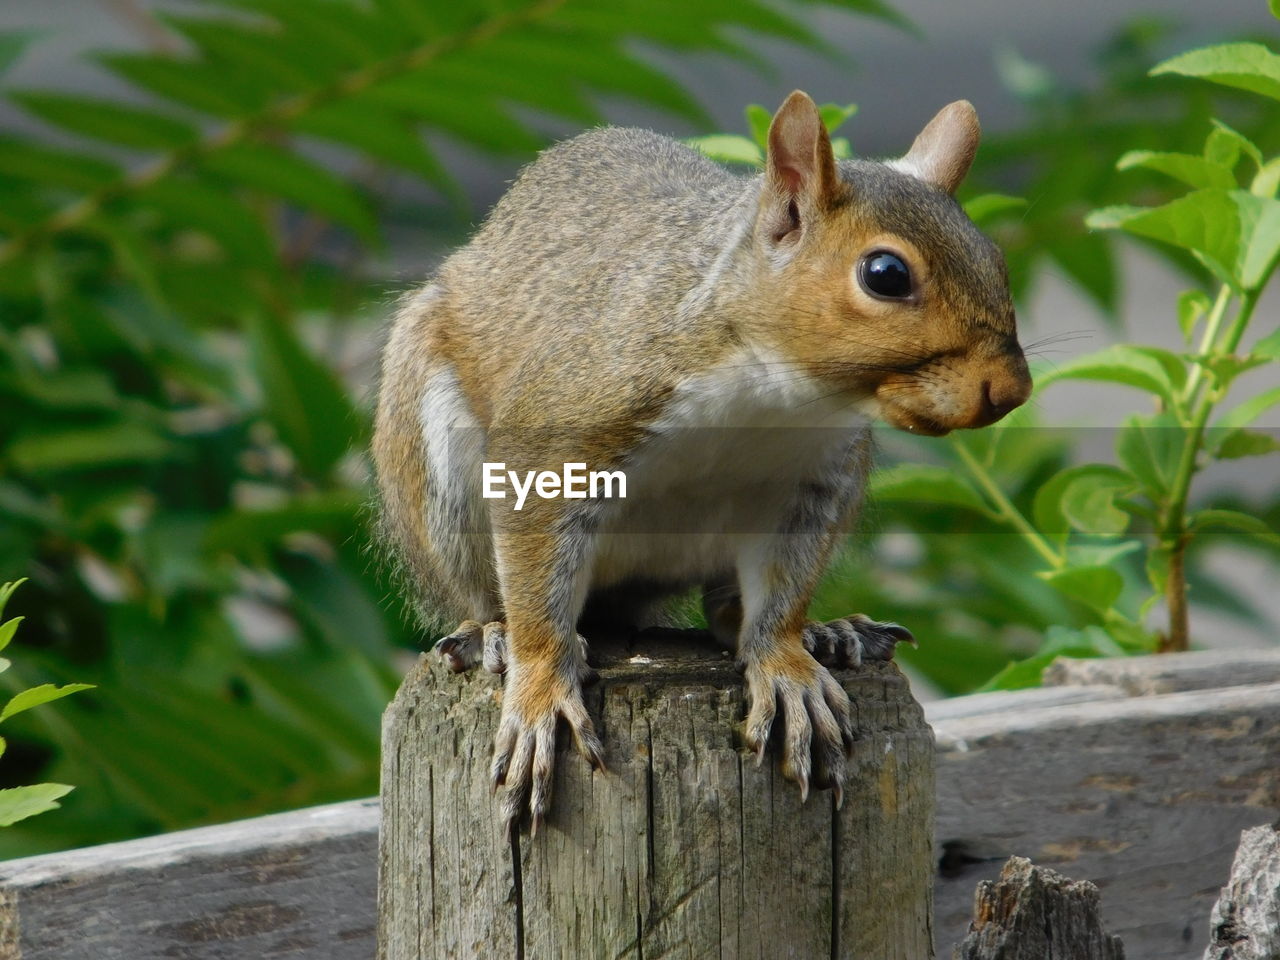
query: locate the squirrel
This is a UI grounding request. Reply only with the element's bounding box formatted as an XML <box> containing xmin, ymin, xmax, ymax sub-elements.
<box><xmin>373</xmin><ymin>91</ymin><xmax>1031</xmax><ymax>834</ymax></box>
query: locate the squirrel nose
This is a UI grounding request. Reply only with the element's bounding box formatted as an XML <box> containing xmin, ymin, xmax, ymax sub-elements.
<box><xmin>974</xmin><ymin>374</ymin><xmax>1030</xmax><ymax>426</ymax></box>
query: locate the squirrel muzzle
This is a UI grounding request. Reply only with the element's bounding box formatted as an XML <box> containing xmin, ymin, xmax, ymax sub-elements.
<box><xmin>874</xmin><ymin>340</ymin><xmax>1031</xmax><ymax>435</ymax></box>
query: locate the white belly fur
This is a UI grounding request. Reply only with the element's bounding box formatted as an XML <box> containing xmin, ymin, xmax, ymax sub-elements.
<box><xmin>590</xmin><ymin>347</ymin><xmax>872</xmax><ymax>589</ymax></box>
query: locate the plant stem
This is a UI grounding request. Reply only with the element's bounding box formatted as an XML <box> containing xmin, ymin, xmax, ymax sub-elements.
<box><xmin>1159</xmin><ymin>286</ymin><xmax>1261</xmax><ymax>651</ymax></box>
<box><xmin>952</xmin><ymin>441</ymin><xmax>1064</xmax><ymax>569</ymax></box>
<box><xmin>1181</xmin><ymin>284</ymin><xmax>1233</xmax><ymax>408</ymax></box>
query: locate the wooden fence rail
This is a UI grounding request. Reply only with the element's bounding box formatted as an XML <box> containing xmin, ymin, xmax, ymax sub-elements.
<box><xmin>0</xmin><ymin>647</ymin><xmax>1274</xmax><ymax>958</ymax></box>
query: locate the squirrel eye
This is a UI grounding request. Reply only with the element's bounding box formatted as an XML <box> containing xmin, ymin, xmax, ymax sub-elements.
<box><xmin>859</xmin><ymin>251</ymin><xmax>912</xmax><ymax>300</ymax></box>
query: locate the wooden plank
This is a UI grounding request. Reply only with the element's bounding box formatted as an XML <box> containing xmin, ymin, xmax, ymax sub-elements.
<box><xmin>379</xmin><ymin>640</ymin><xmax>935</xmax><ymax>959</ymax></box>
<box><xmin>0</xmin><ymin>799</ymin><xmax>379</xmax><ymax>960</ymax></box>
<box><xmin>925</xmin><ymin>684</ymin><xmax>1125</xmax><ymax>723</ymax></box>
<box><xmin>933</xmin><ymin>681</ymin><xmax>1280</xmax><ymax>960</ymax></box>
<box><xmin>1045</xmin><ymin>650</ymin><xmax>1280</xmax><ymax>695</ymax></box>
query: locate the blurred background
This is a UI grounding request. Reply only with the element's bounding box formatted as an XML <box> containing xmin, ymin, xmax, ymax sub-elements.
<box><xmin>0</xmin><ymin>0</ymin><xmax>1276</xmax><ymax>858</ymax></box>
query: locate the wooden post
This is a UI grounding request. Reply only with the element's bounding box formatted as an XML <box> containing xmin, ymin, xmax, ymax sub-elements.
<box><xmin>377</xmin><ymin>631</ymin><xmax>935</xmax><ymax>959</ymax></box>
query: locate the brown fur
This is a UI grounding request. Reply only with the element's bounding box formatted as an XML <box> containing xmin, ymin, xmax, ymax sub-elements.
<box><xmin>372</xmin><ymin>91</ymin><xmax>1031</xmax><ymax>828</ymax></box>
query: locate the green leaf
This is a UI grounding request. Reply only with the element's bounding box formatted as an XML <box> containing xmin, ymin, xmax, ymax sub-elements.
<box><xmin>246</xmin><ymin>314</ymin><xmax>363</xmax><ymax>478</ymax></box>
<box><xmin>1117</xmin><ymin>150</ymin><xmax>1237</xmax><ymax>190</ymax></box>
<box><xmin>7</xmin><ymin>422</ymin><xmax>173</xmax><ymax>473</ymax></box>
<box><xmin>98</xmin><ymin>53</ymin><xmax>259</xmax><ymax>116</ymax></box>
<box><xmin>963</xmin><ymin>193</ymin><xmax>1027</xmax><ymax>226</ymax></box>
<box><xmin>1271</xmin><ymin>0</ymin><xmax>1279</xmax><ymax>19</ymax></box>
<box><xmin>685</xmin><ymin>134</ymin><xmax>762</xmax><ymax>166</ymax></box>
<box><xmin>1033</xmin><ymin>464</ymin><xmax>1133</xmax><ymax>547</ymax></box>
<box><xmin>1036</xmin><ymin>344</ymin><xmax>1178</xmax><ymax>402</ymax></box>
<box><xmin>818</xmin><ymin>102</ymin><xmax>858</xmax><ymax>134</ymax></box>
<box><xmin>1177</xmin><ymin>289</ymin><xmax>1211</xmax><ymax>344</ymax></box>
<box><xmin>0</xmin><ymin>618</ymin><xmax>21</xmax><ymax>654</ymax></box>
<box><xmin>0</xmin><ymin>136</ymin><xmax>120</xmax><ymax>191</ymax></box>
<box><xmin>1151</xmin><ymin>42</ymin><xmax>1280</xmax><ymax>102</ymax></box>
<box><xmin>12</xmin><ymin>93</ymin><xmax>197</xmax><ymax>150</ymax></box>
<box><xmin>293</xmin><ymin>103</ymin><xmax>457</xmax><ymax>197</ymax></box>
<box><xmin>134</xmin><ymin>178</ymin><xmax>276</xmax><ymax>266</ymax></box>
<box><xmin>0</xmin><ymin>31</ymin><xmax>41</xmax><ymax>79</ymax></box>
<box><xmin>159</xmin><ymin>15</ymin><xmax>321</xmax><ymax>94</ymax></box>
<box><xmin>1059</xmin><ymin>470</ymin><xmax>1137</xmax><ymax>536</ymax></box>
<box><xmin>0</xmin><ymin>581</ymin><xmax>25</xmax><ymax>621</ymax></box>
<box><xmin>1188</xmin><ymin>508</ymin><xmax>1280</xmax><ymax>544</ymax></box>
<box><xmin>1067</xmin><ymin>540</ymin><xmax>1143</xmax><ymax>568</ymax></box>
<box><xmin>1213</xmin><ymin>385</ymin><xmax>1280</xmax><ymax>431</ymax></box>
<box><xmin>1214</xmin><ymin>428</ymin><xmax>1280</xmax><ymax>459</ymax></box>
<box><xmin>1252</xmin><ymin>327</ymin><xmax>1280</xmax><ymax>360</ymax></box>
<box><xmin>869</xmin><ymin>464</ymin><xmax>994</xmax><ymax>515</ymax></box>
<box><xmin>204</xmin><ymin>492</ymin><xmax>361</xmax><ymax>553</ymax></box>
<box><xmin>1254</xmin><ymin>158</ymin><xmax>1280</xmax><ymax>199</ymax></box>
<box><xmin>746</xmin><ymin>104</ymin><xmax>772</xmax><ymax>150</ymax></box>
<box><xmin>0</xmin><ymin>683</ymin><xmax>94</xmax><ymax>723</ymax></box>
<box><xmin>0</xmin><ymin>784</ymin><xmax>73</xmax><ymax>827</ymax></box>
<box><xmin>1206</xmin><ymin>120</ymin><xmax>1262</xmax><ymax>170</ymax></box>
<box><xmin>1087</xmin><ymin>190</ymin><xmax>1280</xmax><ymax>292</ymax></box>
<box><xmin>1116</xmin><ymin>412</ymin><xmax>1182</xmax><ymax>498</ymax></box>
<box><xmin>1039</xmin><ymin>565</ymin><xmax>1124</xmax><ymax>616</ymax></box>
<box><xmin>203</xmin><ymin>144</ymin><xmax>378</xmax><ymax>245</ymax></box>
<box><xmin>980</xmin><ymin>625</ymin><xmax>1122</xmax><ymax>691</ymax></box>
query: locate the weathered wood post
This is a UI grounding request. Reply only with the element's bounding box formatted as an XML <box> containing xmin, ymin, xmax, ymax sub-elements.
<box><xmin>377</xmin><ymin>632</ymin><xmax>935</xmax><ymax>959</ymax></box>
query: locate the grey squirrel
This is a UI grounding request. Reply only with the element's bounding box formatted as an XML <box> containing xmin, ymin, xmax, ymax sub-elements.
<box><xmin>373</xmin><ymin>91</ymin><xmax>1030</xmax><ymax>834</ymax></box>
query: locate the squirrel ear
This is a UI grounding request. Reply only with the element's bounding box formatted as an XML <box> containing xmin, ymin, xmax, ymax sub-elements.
<box><xmin>895</xmin><ymin>100</ymin><xmax>980</xmax><ymax>195</ymax></box>
<box><xmin>765</xmin><ymin>90</ymin><xmax>839</xmax><ymax>214</ymax></box>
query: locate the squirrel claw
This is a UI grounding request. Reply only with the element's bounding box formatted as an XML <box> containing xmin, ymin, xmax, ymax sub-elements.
<box><xmin>804</xmin><ymin>615</ymin><xmax>915</xmax><ymax>667</ymax></box>
<box><xmin>490</xmin><ymin>664</ymin><xmax>601</xmax><ymax>836</ymax></box>
<box><xmin>744</xmin><ymin>653</ymin><xmax>852</xmax><ymax>805</ymax></box>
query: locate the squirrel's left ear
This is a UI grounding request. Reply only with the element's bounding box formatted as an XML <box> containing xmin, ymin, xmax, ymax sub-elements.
<box><xmin>895</xmin><ymin>100</ymin><xmax>980</xmax><ymax>195</ymax></box>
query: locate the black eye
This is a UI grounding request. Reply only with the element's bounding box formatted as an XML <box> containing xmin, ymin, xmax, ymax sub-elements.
<box><xmin>859</xmin><ymin>251</ymin><xmax>912</xmax><ymax>300</ymax></box>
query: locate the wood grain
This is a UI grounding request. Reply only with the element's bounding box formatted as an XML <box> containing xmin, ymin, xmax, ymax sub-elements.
<box><xmin>378</xmin><ymin>634</ymin><xmax>935</xmax><ymax>959</ymax></box>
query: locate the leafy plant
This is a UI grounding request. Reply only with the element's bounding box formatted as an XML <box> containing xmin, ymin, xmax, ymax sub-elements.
<box><xmin>946</xmin><ymin>33</ymin><xmax>1280</xmax><ymax>674</ymax></box>
<box><xmin>0</xmin><ymin>0</ymin><xmax>905</xmax><ymax>856</ymax></box>
<box><xmin>0</xmin><ymin>581</ymin><xmax>91</xmax><ymax>827</ymax></box>
<box><xmin>698</xmin><ymin>23</ymin><xmax>1280</xmax><ymax>693</ymax></box>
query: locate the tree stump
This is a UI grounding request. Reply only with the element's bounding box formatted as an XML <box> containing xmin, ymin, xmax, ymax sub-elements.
<box><xmin>953</xmin><ymin>857</ymin><xmax>1125</xmax><ymax>960</ymax></box>
<box><xmin>377</xmin><ymin>630</ymin><xmax>935</xmax><ymax>959</ymax></box>
<box><xmin>1204</xmin><ymin>823</ymin><xmax>1280</xmax><ymax>960</ymax></box>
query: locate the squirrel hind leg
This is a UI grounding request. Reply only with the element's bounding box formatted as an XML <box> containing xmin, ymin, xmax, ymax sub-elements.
<box><xmin>437</xmin><ymin>619</ymin><xmax>509</xmax><ymax>674</ymax></box>
<box><xmin>701</xmin><ymin>578</ymin><xmax>742</xmax><ymax>652</ymax></box>
<box><xmin>804</xmin><ymin>615</ymin><xmax>916</xmax><ymax>668</ymax></box>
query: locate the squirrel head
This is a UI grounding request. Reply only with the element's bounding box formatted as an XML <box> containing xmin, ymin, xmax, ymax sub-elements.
<box><xmin>750</xmin><ymin>91</ymin><xmax>1031</xmax><ymax>435</ymax></box>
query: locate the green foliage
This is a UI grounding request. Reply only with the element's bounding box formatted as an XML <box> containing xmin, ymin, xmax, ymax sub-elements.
<box><xmin>946</xmin><ymin>33</ymin><xmax>1280</xmax><ymax>681</ymax></box>
<box><xmin>964</xmin><ymin>20</ymin><xmax>1280</xmax><ymax>319</ymax></box>
<box><xmin>0</xmin><ymin>0</ymin><xmax>901</xmax><ymax>856</ymax></box>
<box><xmin>0</xmin><ymin>581</ymin><xmax>90</xmax><ymax>827</ymax></box>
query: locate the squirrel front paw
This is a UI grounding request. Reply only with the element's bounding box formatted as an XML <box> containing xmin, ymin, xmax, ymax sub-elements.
<box><xmin>491</xmin><ymin>658</ymin><xmax>604</xmax><ymax>837</ymax></box>
<box><xmin>742</xmin><ymin>648</ymin><xmax>854</xmax><ymax>806</ymax></box>
<box><xmin>803</xmin><ymin>615</ymin><xmax>915</xmax><ymax>667</ymax></box>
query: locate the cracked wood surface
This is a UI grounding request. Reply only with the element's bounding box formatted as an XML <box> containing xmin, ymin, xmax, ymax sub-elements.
<box><xmin>932</xmin><ymin>667</ymin><xmax>1280</xmax><ymax>960</ymax></box>
<box><xmin>377</xmin><ymin>631</ymin><xmax>935</xmax><ymax>960</ymax></box>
